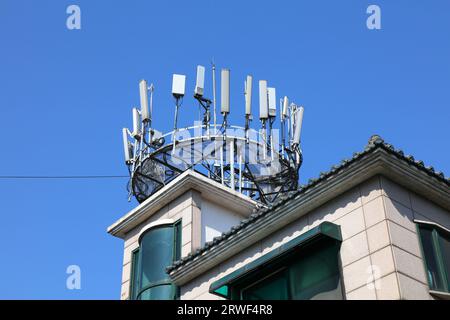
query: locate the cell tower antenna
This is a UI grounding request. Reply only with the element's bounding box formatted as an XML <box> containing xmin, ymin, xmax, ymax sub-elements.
<box><xmin>244</xmin><ymin>75</ymin><xmax>252</xmax><ymax>132</ymax></box>
<box><xmin>293</xmin><ymin>105</ymin><xmax>304</xmax><ymax>146</ymax></box>
<box><xmin>259</xmin><ymin>80</ymin><xmax>268</xmax><ymax>158</ymax></box>
<box><xmin>221</xmin><ymin>68</ymin><xmax>230</xmax><ymax>130</ymax></box>
<box><xmin>281</xmin><ymin>96</ymin><xmax>289</xmax><ymax>153</ymax></box>
<box><xmin>122</xmin><ymin>128</ymin><xmax>132</xmax><ymax>164</ymax></box>
<box><xmin>259</xmin><ymin>80</ymin><xmax>269</xmax><ymax>120</ymax></box>
<box><xmin>149</xmin><ymin>83</ymin><xmax>154</xmax><ymax>142</ymax></box>
<box><xmin>149</xmin><ymin>83</ymin><xmax>154</xmax><ymax>122</ymax></box>
<box><xmin>211</xmin><ymin>59</ymin><xmax>217</xmax><ymax>132</ymax></box>
<box><xmin>267</xmin><ymin>87</ymin><xmax>277</xmax><ymax>157</ymax></box>
<box><xmin>132</xmin><ymin>108</ymin><xmax>141</xmax><ymax>139</ymax></box>
<box><xmin>171</xmin><ymin>74</ymin><xmax>186</xmax><ymax>152</ymax></box>
<box><xmin>139</xmin><ymin>80</ymin><xmax>150</xmax><ymax>122</ymax></box>
<box><xmin>194</xmin><ymin>65</ymin><xmax>212</xmax><ymax>133</ymax></box>
<box><xmin>122</xmin><ymin>63</ymin><xmax>304</xmax><ymax>205</ymax></box>
<box><xmin>194</xmin><ymin>65</ymin><xmax>205</xmax><ymax>97</ymax></box>
<box><xmin>293</xmin><ymin>105</ymin><xmax>304</xmax><ymax>167</ymax></box>
<box><xmin>282</xmin><ymin>96</ymin><xmax>289</xmax><ymax>119</ymax></box>
<box><xmin>268</xmin><ymin>87</ymin><xmax>277</xmax><ymax>118</ymax></box>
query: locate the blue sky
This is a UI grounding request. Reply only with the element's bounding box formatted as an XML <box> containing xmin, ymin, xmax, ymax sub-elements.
<box><xmin>0</xmin><ymin>0</ymin><xmax>449</xmax><ymax>299</ymax></box>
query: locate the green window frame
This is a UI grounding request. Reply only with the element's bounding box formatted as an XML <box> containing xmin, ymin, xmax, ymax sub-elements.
<box><xmin>129</xmin><ymin>219</ymin><xmax>182</xmax><ymax>300</ymax></box>
<box><xmin>210</xmin><ymin>222</ymin><xmax>343</xmax><ymax>300</ymax></box>
<box><xmin>417</xmin><ymin>222</ymin><xmax>450</xmax><ymax>293</ymax></box>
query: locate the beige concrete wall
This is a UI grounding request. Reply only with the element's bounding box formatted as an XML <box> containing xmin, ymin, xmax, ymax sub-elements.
<box><xmin>201</xmin><ymin>199</ymin><xmax>244</xmax><ymax>246</ymax></box>
<box><xmin>179</xmin><ymin>175</ymin><xmax>450</xmax><ymax>300</ymax></box>
<box><xmin>379</xmin><ymin>176</ymin><xmax>449</xmax><ymax>300</ymax></box>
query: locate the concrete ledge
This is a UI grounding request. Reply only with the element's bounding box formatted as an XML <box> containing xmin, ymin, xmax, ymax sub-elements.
<box><xmin>107</xmin><ymin>170</ymin><xmax>258</xmax><ymax>239</ymax></box>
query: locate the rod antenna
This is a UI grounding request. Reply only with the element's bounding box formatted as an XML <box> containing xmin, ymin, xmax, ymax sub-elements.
<box><xmin>212</xmin><ymin>60</ymin><xmax>217</xmax><ymax>132</ymax></box>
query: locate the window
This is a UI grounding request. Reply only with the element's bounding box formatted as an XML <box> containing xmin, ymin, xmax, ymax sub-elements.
<box><xmin>129</xmin><ymin>248</ymin><xmax>140</xmax><ymax>300</ymax></box>
<box><xmin>236</xmin><ymin>238</ymin><xmax>342</xmax><ymax>300</ymax></box>
<box><xmin>242</xmin><ymin>268</ymin><xmax>290</xmax><ymax>300</ymax></box>
<box><xmin>210</xmin><ymin>222</ymin><xmax>343</xmax><ymax>300</ymax></box>
<box><xmin>129</xmin><ymin>220</ymin><xmax>181</xmax><ymax>300</ymax></box>
<box><xmin>417</xmin><ymin>223</ymin><xmax>450</xmax><ymax>293</ymax></box>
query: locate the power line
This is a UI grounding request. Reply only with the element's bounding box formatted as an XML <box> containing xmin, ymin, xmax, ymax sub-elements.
<box><xmin>0</xmin><ymin>175</ymin><xmax>128</xmax><ymax>179</ymax></box>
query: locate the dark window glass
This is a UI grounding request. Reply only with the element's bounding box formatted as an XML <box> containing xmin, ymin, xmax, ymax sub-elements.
<box><xmin>130</xmin><ymin>249</ymin><xmax>140</xmax><ymax>300</ymax></box>
<box><xmin>242</xmin><ymin>270</ymin><xmax>289</xmax><ymax>300</ymax></box>
<box><xmin>438</xmin><ymin>230</ymin><xmax>450</xmax><ymax>290</ymax></box>
<box><xmin>132</xmin><ymin>220</ymin><xmax>182</xmax><ymax>300</ymax></box>
<box><xmin>418</xmin><ymin>224</ymin><xmax>450</xmax><ymax>293</ymax></box>
<box><xmin>419</xmin><ymin>226</ymin><xmax>445</xmax><ymax>291</ymax></box>
<box><xmin>140</xmin><ymin>226</ymin><xmax>174</xmax><ymax>287</ymax></box>
<box><xmin>235</xmin><ymin>238</ymin><xmax>342</xmax><ymax>300</ymax></box>
<box><xmin>290</xmin><ymin>242</ymin><xmax>341</xmax><ymax>300</ymax></box>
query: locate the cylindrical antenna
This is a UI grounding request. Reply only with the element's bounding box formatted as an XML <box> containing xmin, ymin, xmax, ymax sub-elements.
<box><xmin>245</xmin><ymin>75</ymin><xmax>253</xmax><ymax>115</ymax></box>
<box><xmin>139</xmin><ymin>80</ymin><xmax>150</xmax><ymax>122</ymax></box>
<box><xmin>282</xmin><ymin>96</ymin><xmax>289</xmax><ymax>120</ymax></box>
<box><xmin>149</xmin><ymin>84</ymin><xmax>154</xmax><ymax>121</ymax></box>
<box><xmin>280</xmin><ymin>98</ymin><xmax>285</xmax><ymax>155</ymax></box>
<box><xmin>148</xmin><ymin>83</ymin><xmax>154</xmax><ymax>142</ymax></box>
<box><xmin>259</xmin><ymin>80</ymin><xmax>268</xmax><ymax>119</ymax></box>
<box><xmin>221</xmin><ymin>68</ymin><xmax>230</xmax><ymax>114</ymax></box>
<box><xmin>267</xmin><ymin>87</ymin><xmax>277</xmax><ymax>117</ymax></box>
<box><xmin>122</xmin><ymin>128</ymin><xmax>132</xmax><ymax>163</ymax></box>
<box><xmin>212</xmin><ymin>61</ymin><xmax>217</xmax><ymax>131</ymax></box>
<box><xmin>195</xmin><ymin>65</ymin><xmax>205</xmax><ymax>97</ymax></box>
<box><xmin>132</xmin><ymin>108</ymin><xmax>141</xmax><ymax>139</ymax></box>
<box><xmin>293</xmin><ymin>106</ymin><xmax>305</xmax><ymax>145</ymax></box>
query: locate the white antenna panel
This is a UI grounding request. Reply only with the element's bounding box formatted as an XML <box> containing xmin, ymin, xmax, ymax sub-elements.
<box><xmin>259</xmin><ymin>80</ymin><xmax>268</xmax><ymax>119</ymax></box>
<box><xmin>221</xmin><ymin>68</ymin><xmax>230</xmax><ymax>114</ymax></box>
<box><xmin>268</xmin><ymin>87</ymin><xmax>276</xmax><ymax>117</ymax></box>
<box><xmin>282</xmin><ymin>96</ymin><xmax>289</xmax><ymax>119</ymax></box>
<box><xmin>132</xmin><ymin>108</ymin><xmax>141</xmax><ymax>138</ymax></box>
<box><xmin>172</xmin><ymin>74</ymin><xmax>186</xmax><ymax>97</ymax></box>
<box><xmin>139</xmin><ymin>80</ymin><xmax>150</xmax><ymax>121</ymax></box>
<box><xmin>122</xmin><ymin>128</ymin><xmax>132</xmax><ymax>163</ymax></box>
<box><xmin>195</xmin><ymin>65</ymin><xmax>205</xmax><ymax>96</ymax></box>
<box><xmin>293</xmin><ymin>106</ymin><xmax>304</xmax><ymax>145</ymax></box>
<box><xmin>245</xmin><ymin>75</ymin><xmax>252</xmax><ymax>115</ymax></box>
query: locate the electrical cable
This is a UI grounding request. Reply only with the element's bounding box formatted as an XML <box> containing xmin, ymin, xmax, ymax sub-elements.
<box><xmin>0</xmin><ymin>175</ymin><xmax>128</xmax><ymax>179</ymax></box>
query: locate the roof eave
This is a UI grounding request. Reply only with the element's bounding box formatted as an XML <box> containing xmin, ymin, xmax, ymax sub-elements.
<box><xmin>107</xmin><ymin>170</ymin><xmax>258</xmax><ymax>239</ymax></box>
<box><xmin>169</xmin><ymin>147</ymin><xmax>450</xmax><ymax>285</ymax></box>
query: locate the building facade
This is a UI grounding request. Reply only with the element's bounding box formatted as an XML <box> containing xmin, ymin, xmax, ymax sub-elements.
<box><xmin>108</xmin><ymin>136</ymin><xmax>450</xmax><ymax>300</ymax></box>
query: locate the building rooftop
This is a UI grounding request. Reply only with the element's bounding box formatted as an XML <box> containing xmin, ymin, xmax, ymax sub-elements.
<box><xmin>167</xmin><ymin>135</ymin><xmax>450</xmax><ymax>283</ymax></box>
<box><xmin>108</xmin><ymin>169</ymin><xmax>258</xmax><ymax>239</ymax></box>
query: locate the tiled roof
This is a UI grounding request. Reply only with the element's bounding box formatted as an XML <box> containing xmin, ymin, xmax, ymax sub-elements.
<box><xmin>166</xmin><ymin>135</ymin><xmax>450</xmax><ymax>274</ymax></box>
